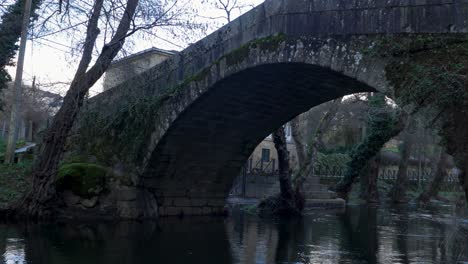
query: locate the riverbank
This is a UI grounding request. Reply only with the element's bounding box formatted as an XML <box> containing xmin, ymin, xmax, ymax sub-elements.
<box><xmin>0</xmin><ymin>161</ymin><xmax>31</xmax><ymax>210</ymax></box>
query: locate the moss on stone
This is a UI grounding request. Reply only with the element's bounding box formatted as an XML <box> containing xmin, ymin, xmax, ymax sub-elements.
<box><xmin>176</xmin><ymin>33</ymin><xmax>288</xmax><ymax>89</ymax></box>
<box><xmin>57</xmin><ymin>163</ymin><xmax>108</xmax><ymax>198</ymax></box>
<box><xmin>223</xmin><ymin>33</ymin><xmax>287</xmax><ymax>66</ymax></box>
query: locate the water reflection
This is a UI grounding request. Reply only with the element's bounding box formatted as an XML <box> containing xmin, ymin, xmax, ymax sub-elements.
<box><xmin>0</xmin><ymin>206</ymin><xmax>467</xmax><ymax>264</ymax></box>
<box><xmin>3</xmin><ymin>238</ymin><xmax>25</xmax><ymax>264</ymax></box>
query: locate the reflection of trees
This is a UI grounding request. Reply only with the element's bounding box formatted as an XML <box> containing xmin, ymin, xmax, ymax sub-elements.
<box><xmin>21</xmin><ymin>218</ymin><xmax>232</xmax><ymax>264</ymax></box>
<box><xmin>393</xmin><ymin>206</ymin><xmax>410</xmax><ymax>264</ymax></box>
<box><xmin>338</xmin><ymin>205</ymin><xmax>379</xmax><ymax>263</ymax></box>
<box><xmin>441</xmin><ymin>217</ymin><xmax>468</xmax><ymax>263</ymax></box>
<box><xmin>275</xmin><ymin>217</ymin><xmax>305</xmax><ymax>263</ymax></box>
<box><xmin>226</xmin><ymin>214</ymin><xmax>281</xmax><ymax>264</ymax></box>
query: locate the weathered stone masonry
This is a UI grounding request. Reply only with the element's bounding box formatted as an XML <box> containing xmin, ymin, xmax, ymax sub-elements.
<box><xmin>67</xmin><ymin>0</ymin><xmax>467</xmax><ymax>218</ymax></box>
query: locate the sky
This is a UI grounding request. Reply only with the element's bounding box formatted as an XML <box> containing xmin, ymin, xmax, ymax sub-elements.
<box><xmin>6</xmin><ymin>0</ymin><xmax>264</xmax><ymax>97</ymax></box>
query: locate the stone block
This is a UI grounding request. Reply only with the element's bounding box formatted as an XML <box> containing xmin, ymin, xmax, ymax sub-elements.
<box><xmin>190</xmin><ymin>198</ymin><xmax>208</xmax><ymax>206</ymax></box>
<box><xmin>202</xmin><ymin>207</ymin><xmax>212</xmax><ymax>215</ymax></box>
<box><xmin>115</xmin><ymin>187</ymin><xmax>138</xmax><ymax>201</ymax></box>
<box><xmin>207</xmin><ymin>199</ymin><xmax>226</xmax><ymax>207</ymax></box>
<box><xmin>172</xmin><ymin>198</ymin><xmax>191</xmax><ymax>207</ymax></box>
<box><xmin>165</xmin><ymin>206</ymin><xmax>181</xmax><ymax>216</ymax></box>
<box><xmin>191</xmin><ymin>207</ymin><xmax>202</xmax><ymax>215</ymax></box>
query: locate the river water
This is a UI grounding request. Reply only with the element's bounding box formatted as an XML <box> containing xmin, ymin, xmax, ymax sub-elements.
<box><xmin>1</xmin><ymin>205</ymin><xmax>467</xmax><ymax>264</ymax></box>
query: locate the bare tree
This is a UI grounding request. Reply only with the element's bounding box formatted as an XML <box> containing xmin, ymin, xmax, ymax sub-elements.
<box><xmin>201</xmin><ymin>0</ymin><xmax>254</xmax><ymax>24</ymax></box>
<box><xmin>417</xmin><ymin>151</ymin><xmax>450</xmax><ymax>204</ymax></box>
<box><xmin>21</xmin><ymin>0</ymin><xmax>182</xmax><ymax>217</ymax></box>
<box><xmin>290</xmin><ymin>116</ymin><xmax>306</xmax><ymax>169</ymax></box>
<box><xmin>0</xmin><ymin>0</ymin><xmax>42</xmax><ymax>109</ymax></box>
<box><xmin>294</xmin><ymin>99</ymin><xmax>341</xmax><ymax>188</ymax></box>
<box><xmin>4</xmin><ymin>0</ymin><xmax>33</xmax><ymax>164</ymax></box>
<box><xmin>306</xmin><ymin>99</ymin><xmax>341</xmax><ymax>178</ymax></box>
<box><xmin>390</xmin><ymin>128</ymin><xmax>415</xmax><ymax>203</ymax></box>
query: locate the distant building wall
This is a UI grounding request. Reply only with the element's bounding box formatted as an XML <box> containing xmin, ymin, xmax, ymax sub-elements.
<box><xmin>103</xmin><ymin>48</ymin><xmax>175</xmax><ymax>91</ymax></box>
<box><xmin>246</xmin><ymin>124</ymin><xmax>298</xmax><ymax>173</ymax></box>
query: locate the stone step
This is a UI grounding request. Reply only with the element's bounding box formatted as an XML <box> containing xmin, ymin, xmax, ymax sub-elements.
<box><xmin>303</xmin><ymin>191</ymin><xmax>335</xmax><ymax>199</ymax></box>
<box><xmin>301</xmin><ymin>184</ymin><xmax>329</xmax><ymax>192</ymax></box>
<box><xmin>304</xmin><ymin>198</ymin><xmax>346</xmax><ymax>209</ymax></box>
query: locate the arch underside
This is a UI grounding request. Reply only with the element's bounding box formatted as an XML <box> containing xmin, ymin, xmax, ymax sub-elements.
<box><xmin>142</xmin><ymin>63</ymin><xmax>375</xmax><ymax>216</ymax></box>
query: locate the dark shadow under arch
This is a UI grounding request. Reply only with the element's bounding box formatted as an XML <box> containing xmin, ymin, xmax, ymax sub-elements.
<box><xmin>142</xmin><ymin>63</ymin><xmax>376</xmax><ymax>214</ymax></box>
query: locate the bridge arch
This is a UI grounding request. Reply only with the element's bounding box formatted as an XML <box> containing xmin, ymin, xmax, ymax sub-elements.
<box><xmin>73</xmin><ymin>0</ymin><xmax>466</xmax><ymax>218</ymax></box>
<box><xmin>142</xmin><ymin>57</ymin><xmax>379</xmax><ymax>216</ymax></box>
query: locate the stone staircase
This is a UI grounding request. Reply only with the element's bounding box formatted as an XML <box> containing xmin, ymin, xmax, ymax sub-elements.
<box><xmin>301</xmin><ymin>179</ymin><xmax>345</xmax><ymax>209</ymax></box>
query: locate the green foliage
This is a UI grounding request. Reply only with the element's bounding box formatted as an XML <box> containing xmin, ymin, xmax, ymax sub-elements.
<box><xmin>373</xmin><ymin>34</ymin><xmax>468</xmax><ymax>169</ymax></box>
<box><xmin>336</xmin><ymin>93</ymin><xmax>404</xmax><ymax>194</ymax></box>
<box><xmin>367</xmin><ymin>34</ymin><xmax>468</xmax><ymax>120</ymax></box>
<box><xmin>315</xmin><ymin>152</ymin><xmax>351</xmax><ymax>170</ymax></box>
<box><xmin>0</xmin><ymin>0</ymin><xmax>43</xmax><ymax>109</ymax></box>
<box><xmin>77</xmin><ymin>95</ymin><xmax>168</xmax><ymax>165</ymax></box>
<box><xmin>56</xmin><ymin>163</ymin><xmax>108</xmax><ymax>198</ymax></box>
<box><xmin>0</xmin><ymin>160</ymin><xmax>32</xmax><ymax>204</ymax></box>
<box><xmin>0</xmin><ymin>138</ymin><xmax>5</xmax><ymax>155</ymax></box>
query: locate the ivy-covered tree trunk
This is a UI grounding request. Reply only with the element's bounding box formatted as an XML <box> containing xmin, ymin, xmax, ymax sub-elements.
<box><xmin>417</xmin><ymin>152</ymin><xmax>450</xmax><ymax>204</ymax></box>
<box><xmin>377</xmin><ymin>35</ymin><xmax>468</xmax><ymax>203</ymax></box>
<box><xmin>390</xmin><ymin>130</ymin><xmax>414</xmax><ymax>203</ymax></box>
<box><xmin>441</xmin><ymin>110</ymin><xmax>468</xmax><ymax>204</ymax></box>
<box><xmin>365</xmin><ymin>155</ymin><xmax>380</xmax><ymax>203</ymax></box>
<box><xmin>20</xmin><ymin>0</ymin><xmax>139</xmax><ymax>218</ymax></box>
<box><xmin>360</xmin><ymin>154</ymin><xmax>381</xmax><ymax>203</ymax></box>
<box><xmin>335</xmin><ymin>94</ymin><xmax>407</xmax><ymax>200</ymax></box>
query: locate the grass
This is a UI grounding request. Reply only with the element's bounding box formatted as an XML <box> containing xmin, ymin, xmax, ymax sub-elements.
<box><xmin>0</xmin><ymin>138</ymin><xmax>5</xmax><ymax>155</ymax></box>
<box><xmin>0</xmin><ymin>160</ymin><xmax>32</xmax><ymax>206</ymax></box>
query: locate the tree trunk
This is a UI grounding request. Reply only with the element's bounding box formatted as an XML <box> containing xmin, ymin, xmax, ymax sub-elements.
<box><xmin>307</xmin><ymin>99</ymin><xmax>340</xmax><ymax>177</ymax></box>
<box><xmin>390</xmin><ymin>131</ymin><xmax>415</xmax><ymax>203</ymax></box>
<box><xmin>0</xmin><ymin>0</ymin><xmax>42</xmax><ymax>108</ymax></box>
<box><xmin>417</xmin><ymin>152</ymin><xmax>450</xmax><ymax>204</ymax></box>
<box><xmin>359</xmin><ymin>164</ymin><xmax>369</xmax><ymax>199</ymax></box>
<box><xmin>20</xmin><ymin>0</ymin><xmax>139</xmax><ymax>218</ymax></box>
<box><xmin>459</xmin><ymin>167</ymin><xmax>468</xmax><ymax>205</ymax></box>
<box><xmin>296</xmin><ymin>99</ymin><xmax>341</xmax><ymax>188</ymax></box>
<box><xmin>272</xmin><ymin>126</ymin><xmax>294</xmax><ymax>201</ymax></box>
<box><xmin>335</xmin><ymin>96</ymin><xmax>408</xmax><ymax>200</ymax></box>
<box><xmin>290</xmin><ymin>116</ymin><xmax>306</xmax><ymax>169</ymax></box>
<box><xmin>268</xmin><ymin>126</ymin><xmax>304</xmax><ymax>215</ymax></box>
<box><xmin>365</xmin><ymin>154</ymin><xmax>380</xmax><ymax>203</ymax></box>
<box><xmin>4</xmin><ymin>0</ymin><xmax>33</xmax><ymax>164</ymax></box>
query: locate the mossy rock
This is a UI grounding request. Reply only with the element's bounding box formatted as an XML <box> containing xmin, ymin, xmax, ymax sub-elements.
<box><xmin>57</xmin><ymin>163</ymin><xmax>109</xmax><ymax>198</ymax></box>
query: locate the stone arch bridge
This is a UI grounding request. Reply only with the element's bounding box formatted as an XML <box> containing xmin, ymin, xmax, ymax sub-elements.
<box><xmin>71</xmin><ymin>0</ymin><xmax>467</xmax><ymax>218</ymax></box>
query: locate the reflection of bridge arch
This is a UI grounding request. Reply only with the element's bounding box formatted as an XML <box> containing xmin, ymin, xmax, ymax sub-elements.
<box><xmin>76</xmin><ymin>0</ymin><xmax>467</xmax><ymax>217</ymax></box>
